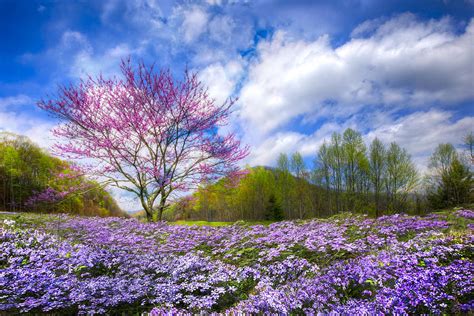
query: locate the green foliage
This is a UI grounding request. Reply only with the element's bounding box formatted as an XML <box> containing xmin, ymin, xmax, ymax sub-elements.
<box><xmin>369</xmin><ymin>138</ymin><xmax>386</xmax><ymax>217</ymax></box>
<box><xmin>265</xmin><ymin>194</ymin><xmax>284</xmax><ymax>221</ymax></box>
<box><xmin>167</xmin><ymin>127</ymin><xmax>425</xmax><ymax>221</ymax></box>
<box><xmin>385</xmin><ymin>142</ymin><xmax>418</xmax><ymax>213</ymax></box>
<box><xmin>165</xmin><ymin>129</ymin><xmax>471</xmax><ymax>221</ymax></box>
<box><xmin>214</xmin><ymin>278</ymin><xmax>257</xmax><ymax>312</ymax></box>
<box><xmin>223</xmin><ymin>247</ymin><xmax>261</xmax><ymax>266</ymax></box>
<box><xmin>0</xmin><ymin>132</ymin><xmax>126</xmax><ymax>217</ymax></box>
<box><xmin>315</xmin><ymin>129</ymin><xmax>419</xmax><ymax>217</ymax></box>
<box><xmin>170</xmin><ymin>221</ymin><xmax>232</xmax><ymax>227</ymax></box>
<box><xmin>428</xmin><ymin>156</ymin><xmax>473</xmax><ymax>209</ymax></box>
<box><xmin>172</xmin><ymin>165</ymin><xmax>321</xmax><ymax>221</ymax></box>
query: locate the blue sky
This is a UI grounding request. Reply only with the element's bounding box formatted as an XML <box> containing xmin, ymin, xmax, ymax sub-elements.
<box><xmin>1</xmin><ymin>0</ymin><xmax>473</xmax><ymax>209</ymax></box>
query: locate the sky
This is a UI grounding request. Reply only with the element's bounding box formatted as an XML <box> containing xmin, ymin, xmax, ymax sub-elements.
<box><xmin>0</xmin><ymin>0</ymin><xmax>473</xmax><ymax>210</ymax></box>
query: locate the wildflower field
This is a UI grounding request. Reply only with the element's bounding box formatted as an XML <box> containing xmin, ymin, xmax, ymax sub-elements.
<box><xmin>1</xmin><ymin>210</ymin><xmax>473</xmax><ymax>315</ymax></box>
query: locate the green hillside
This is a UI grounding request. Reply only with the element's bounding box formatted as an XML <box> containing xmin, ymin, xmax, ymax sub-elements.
<box><xmin>0</xmin><ymin>132</ymin><xmax>127</xmax><ymax>217</ymax></box>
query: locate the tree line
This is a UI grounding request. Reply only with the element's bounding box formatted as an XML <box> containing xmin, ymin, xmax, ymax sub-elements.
<box><xmin>167</xmin><ymin>129</ymin><xmax>473</xmax><ymax>221</ymax></box>
<box><xmin>0</xmin><ymin>132</ymin><xmax>127</xmax><ymax>217</ymax></box>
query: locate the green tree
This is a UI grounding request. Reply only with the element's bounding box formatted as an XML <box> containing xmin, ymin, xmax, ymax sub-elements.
<box><xmin>342</xmin><ymin>128</ymin><xmax>368</xmax><ymax>212</ymax></box>
<box><xmin>0</xmin><ymin>132</ymin><xmax>125</xmax><ymax>217</ymax></box>
<box><xmin>385</xmin><ymin>142</ymin><xmax>418</xmax><ymax>212</ymax></box>
<box><xmin>442</xmin><ymin>158</ymin><xmax>472</xmax><ymax>206</ymax></box>
<box><xmin>369</xmin><ymin>138</ymin><xmax>386</xmax><ymax>217</ymax></box>
<box><xmin>329</xmin><ymin>132</ymin><xmax>344</xmax><ymax>213</ymax></box>
<box><xmin>291</xmin><ymin>152</ymin><xmax>308</xmax><ymax>219</ymax></box>
<box><xmin>429</xmin><ymin>143</ymin><xmax>457</xmax><ymax>176</ymax></box>
<box><xmin>427</xmin><ymin>144</ymin><xmax>473</xmax><ymax>209</ymax></box>
<box><xmin>276</xmin><ymin>153</ymin><xmax>293</xmax><ymax>217</ymax></box>
<box><xmin>463</xmin><ymin>132</ymin><xmax>473</xmax><ymax>167</ymax></box>
<box><xmin>315</xmin><ymin>142</ymin><xmax>332</xmax><ymax>213</ymax></box>
<box><xmin>265</xmin><ymin>193</ymin><xmax>284</xmax><ymax>221</ymax></box>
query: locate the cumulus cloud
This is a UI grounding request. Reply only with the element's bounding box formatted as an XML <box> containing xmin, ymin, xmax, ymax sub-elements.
<box><xmin>208</xmin><ymin>15</ymin><xmax>235</xmax><ymax>44</ymax></box>
<box><xmin>244</xmin><ymin>121</ymin><xmax>349</xmax><ymax>166</ymax></box>
<box><xmin>198</xmin><ymin>59</ymin><xmax>244</xmax><ymax>105</ymax></box>
<box><xmin>366</xmin><ymin>110</ymin><xmax>474</xmax><ymax>170</ymax></box>
<box><xmin>101</xmin><ymin>0</ymin><xmax>164</xmax><ymax>31</ymax></box>
<box><xmin>71</xmin><ymin>43</ymin><xmax>134</xmax><ymax>78</ymax></box>
<box><xmin>239</xmin><ymin>14</ymin><xmax>474</xmax><ymax>135</ymax></box>
<box><xmin>244</xmin><ymin>109</ymin><xmax>473</xmax><ymax>171</ymax></box>
<box><xmin>0</xmin><ymin>95</ymin><xmax>59</xmax><ymax>150</ymax></box>
<box><xmin>0</xmin><ymin>107</ymin><xmax>56</xmax><ymax>149</ymax></box>
<box><xmin>180</xmin><ymin>6</ymin><xmax>209</xmax><ymax>43</ymax></box>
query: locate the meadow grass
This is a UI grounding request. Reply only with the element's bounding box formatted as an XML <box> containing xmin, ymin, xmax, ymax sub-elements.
<box><xmin>169</xmin><ymin>220</ymin><xmax>275</xmax><ymax>226</ymax></box>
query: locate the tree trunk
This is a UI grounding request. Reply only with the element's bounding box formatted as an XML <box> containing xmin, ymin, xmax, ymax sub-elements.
<box><xmin>146</xmin><ymin>211</ymin><xmax>153</xmax><ymax>222</ymax></box>
<box><xmin>374</xmin><ymin>189</ymin><xmax>380</xmax><ymax>218</ymax></box>
<box><xmin>157</xmin><ymin>198</ymin><xmax>167</xmax><ymax>221</ymax></box>
<box><xmin>140</xmin><ymin>199</ymin><xmax>154</xmax><ymax>222</ymax></box>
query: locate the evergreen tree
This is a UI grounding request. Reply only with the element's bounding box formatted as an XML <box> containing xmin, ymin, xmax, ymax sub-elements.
<box><xmin>428</xmin><ymin>157</ymin><xmax>472</xmax><ymax>208</ymax></box>
<box><xmin>265</xmin><ymin>194</ymin><xmax>284</xmax><ymax>221</ymax></box>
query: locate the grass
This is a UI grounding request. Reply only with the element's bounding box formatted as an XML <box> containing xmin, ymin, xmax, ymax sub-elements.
<box><xmin>169</xmin><ymin>220</ymin><xmax>233</xmax><ymax>227</ymax></box>
<box><xmin>0</xmin><ymin>212</ymin><xmax>274</xmax><ymax>227</ymax></box>
<box><xmin>3</xmin><ymin>205</ymin><xmax>471</xmax><ymax>229</ymax></box>
<box><xmin>169</xmin><ymin>220</ymin><xmax>276</xmax><ymax>227</ymax></box>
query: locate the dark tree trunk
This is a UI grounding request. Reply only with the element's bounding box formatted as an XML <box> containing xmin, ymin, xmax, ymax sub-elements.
<box><xmin>140</xmin><ymin>199</ymin><xmax>154</xmax><ymax>222</ymax></box>
<box><xmin>157</xmin><ymin>198</ymin><xmax>167</xmax><ymax>221</ymax></box>
<box><xmin>146</xmin><ymin>211</ymin><xmax>153</xmax><ymax>222</ymax></box>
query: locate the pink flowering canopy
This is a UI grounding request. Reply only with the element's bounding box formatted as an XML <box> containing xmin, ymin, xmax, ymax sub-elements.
<box><xmin>38</xmin><ymin>59</ymin><xmax>248</xmax><ymax>220</ymax></box>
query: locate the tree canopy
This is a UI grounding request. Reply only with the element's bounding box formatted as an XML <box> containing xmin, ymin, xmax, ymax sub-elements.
<box><xmin>164</xmin><ymin>128</ymin><xmax>427</xmax><ymax>221</ymax></box>
<box><xmin>39</xmin><ymin>59</ymin><xmax>248</xmax><ymax>221</ymax></box>
<box><xmin>0</xmin><ymin>132</ymin><xmax>125</xmax><ymax>217</ymax></box>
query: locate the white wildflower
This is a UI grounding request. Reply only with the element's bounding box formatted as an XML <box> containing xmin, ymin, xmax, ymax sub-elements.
<box><xmin>3</xmin><ymin>219</ymin><xmax>15</xmax><ymax>227</ymax></box>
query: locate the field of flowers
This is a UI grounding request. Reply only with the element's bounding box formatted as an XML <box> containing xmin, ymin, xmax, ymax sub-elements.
<box><xmin>1</xmin><ymin>210</ymin><xmax>473</xmax><ymax>315</ymax></box>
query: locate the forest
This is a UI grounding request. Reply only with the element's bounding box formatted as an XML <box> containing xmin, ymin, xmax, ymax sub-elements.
<box><xmin>0</xmin><ymin>132</ymin><xmax>126</xmax><ymax>217</ymax></box>
<box><xmin>1</xmin><ymin>128</ymin><xmax>471</xmax><ymax>221</ymax></box>
<box><xmin>167</xmin><ymin>128</ymin><xmax>473</xmax><ymax>222</ymax></box>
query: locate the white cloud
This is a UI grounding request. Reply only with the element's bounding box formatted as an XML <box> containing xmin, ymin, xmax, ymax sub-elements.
<box><xmin>244</xmin><ymin>108</ymin><xmax>473</xmax><ymax>172</ymax></box>
<box><xmin>108</xmin><ymin>186</ymin><xmax>141</xmax><ymax>212</ymax></box>
<box><xmin>21</xmin><ymin>30</ymin><xmax>139</xmax><ymax>81</ymax></box>
<box><xmin>350</xmin><ymin>17</ymin><xmax>384</xmax><ymax>38</ymax></box>
<box><xmin>246</xmin><ymin>132</ymin><xmax>305</xmax><ymax>166</ymax></box>
<box><xmin>239</xmin><ymin>14</ymin><xmax>474</xmax><ymax>135</ymax></box>
<box><xmin>206</xmin><ymin>0</ymin><xmax>223</xmax><ymax>5</ymax></box>
<box><xmin>170</xmin><ymin>4</ymin><xmax>253</xmax><ymax>54</ymax></box>
<box><xmin>366</xmin><ymin>110</ymin><xmax>474</xmax><ymax>171</ymax></box>
<box><xmin>181</xmin><ymin>6</ymin><xmax>209</xmax><ymax>43</ymax></box>
<box><xmin>71</xmin><ymin>43</ymin><xmax>133</xmax><ymax>78</ymax></box>
<box><xmin>244</xmin><ymin>121</ymin><xmax>346</xmax><ymax>166</ymax></box>
<box><xmin>198</xmin><ymin>59</ymin><xmax>244</xmax><ymax>105</ymax></box>
<box><xmin>0</xmin><ymin>108</ymin><xmax>56</xmax><ymax>149</ymax></box>
<box><xmin>0</xmin><ymin>95</ymin><xmax>33</xmax><ymax>110</ymax></box>
<box><xmin>101</xmin><ymin>0</ymin><xmax>164</xmax><ymax>31</ymax></box>
<box><xmin>208</xmin><ymin>15</ymin><xmax>235</xmax><ymax>43</ymax></box>
<box><xmin>0</xmin><ymin>95</ymin><xmax>55</xmax><ymax>149</ymax></box>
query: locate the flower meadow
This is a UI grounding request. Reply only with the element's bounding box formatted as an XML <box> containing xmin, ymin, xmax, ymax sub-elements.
<box><xmin>1</xmin><ymin>211</ymin><xmax>473</xmax><ymax>315</ymax></box>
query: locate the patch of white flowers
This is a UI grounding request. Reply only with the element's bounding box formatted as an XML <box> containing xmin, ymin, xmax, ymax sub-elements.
<box><xmin>3</xmin><ymin>219</ymin><xmax>15</xmax><ymax>227</ymax></box>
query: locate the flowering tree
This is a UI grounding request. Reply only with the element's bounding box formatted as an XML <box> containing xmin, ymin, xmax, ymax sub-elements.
<box><xmin>39</xmin><ymin>59</ymin><xmax>248</xmax><ymax>221</ymax></box>
<box><xmin>25</xmin><ymin>166</ymin><xmax>90</xmax><ymax>210</ymax></box>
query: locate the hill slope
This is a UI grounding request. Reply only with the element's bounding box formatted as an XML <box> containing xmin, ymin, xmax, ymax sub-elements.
<box><xmin>0</xmin><ymin>132</ymin><xmax>127</xmax><ymax>217</ymax></box>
